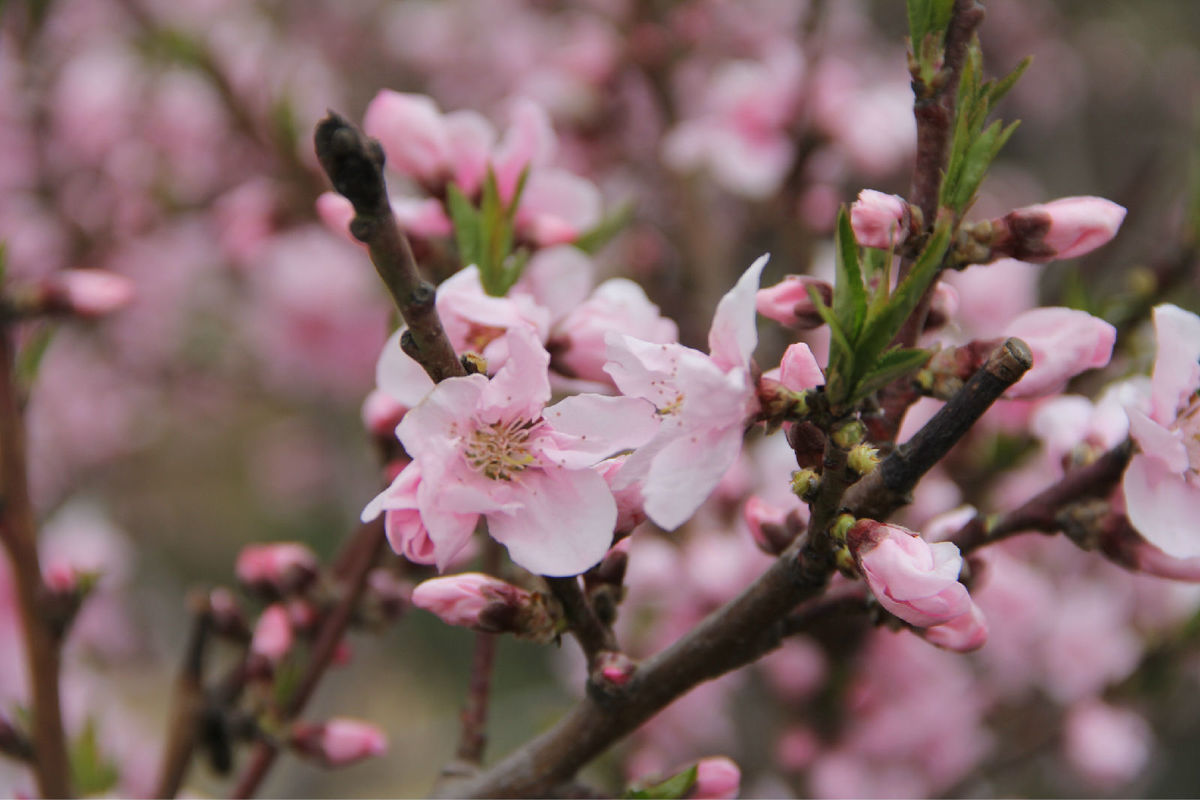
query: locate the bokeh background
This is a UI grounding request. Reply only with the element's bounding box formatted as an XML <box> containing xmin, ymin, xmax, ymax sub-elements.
<box><xmin>4</xmin><ymin>0</ymin><xmax>1200</xmax><ymax>797</ymax></box>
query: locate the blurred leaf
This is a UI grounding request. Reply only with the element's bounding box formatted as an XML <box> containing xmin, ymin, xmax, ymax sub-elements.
<box><xmin>907</xmin><ymin>0</ymin><xmax>954</xmax><ymax>48</ymax></box>
<box><xmin>71</xmin><ymin>718</ymin><xmax>120</xmax><ymax>797</ymax></box>
<box><xmin>574</xmin><ymin>202</ymin><xmax>634</xmax><ymax>254</ymax></box>
<box><xmin>16</xmin><ymin>324</ymin><xmax>55</xmax><ymax>389</ymax></box>
<box><xmin>625</xmin><ymin>765</ymin><xmax>698</xmax><ymax>800</ymax></box>
<box><xmin>832</xmin><ymin>208</ymin><xmax>867</xmax><ymax>343</ymax></box>
<box><xmin>447</xmin><ymin>184</ymin><xmax>484</xmax><ymax>272</ymax></box>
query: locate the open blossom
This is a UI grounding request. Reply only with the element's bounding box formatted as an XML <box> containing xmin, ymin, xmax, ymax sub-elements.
<box><xmin>848</xmin><ymin>520</ymin><xmax>972</xmax><ymax>628</ymax></box>
<box><xmin>1002</xmin><ymin>307</ymin><xmax>1115</xmax><ymax>399</ymax></box>
<box><xmin>1123</xmin><ymin>304</ymin><xmax>1200</xmax><ymax>558</ymax></box>
<box><xmin>849</xmin><ymin>189</ymin><xmax>909</xmax><ymax>249</ymax></box>
<box><xmin>603</xmin><ymin>256</ymin><xmax>768</xmax><ymax>530</ymax></box>
<box><xmin>990</xmin><ymin>196</ymin><xmax>1126</xmax><ymax>263</ymax></box>
<box><xmin>363</xmin><ymin>326</ymin><xmax>658</xmax><ymax>576</ymax></box>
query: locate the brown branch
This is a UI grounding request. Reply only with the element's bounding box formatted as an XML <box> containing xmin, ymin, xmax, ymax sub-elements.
<box><xmin>546</xmin><ymin>576</ymin><xmax>619</xmax><ymax>669</ymax></box>
<box><xmin>847</xmin><ymin>337</ymin><xmax>1032</xmax><ymax>522</ymax></box>
<box><xmin>0</xmin><ymin>330</ymin><xmax>71</xmax><ymax>799</ymax></box>
<box><xmin>454</xmin><ymin>633</ymin><xmax>498</xmax><ymax>767</ymax></box>
<box><xmin>154</xmin><ymin>591</ymin><xmax>215</xmax><ymax>799</ymax></box>
<box><xmin>229</xmin><ymin>518</ymin><xmax>388</xmax><ymax>799</ymax></box>
<box><xmin>314</xmin><ymin>113</ymin><xmax>465</xmax><ymax>383</ymax></box>
<box><xmin>949</xmin><ymin>440</ymin><xmax>1133</xmax><ymax>553</ymax></box>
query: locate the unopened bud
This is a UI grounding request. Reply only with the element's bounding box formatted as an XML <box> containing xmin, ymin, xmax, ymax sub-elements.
<box><xmin>412</xmin><ymin>573</ymin><xmax>557</xmax><ymax>642</ymax></box>
<box><xmin>39</xmin><ymin>270</ymin><xmax>136</xmax><ymax>318</ymax></box>
<box><xmin>208</xmin><ymin>588</ymin><xmax>251</xmax><ymax>641</ymax></box>
<box><xmin>236</xmin><ymin>542</ymin><xmax>319</xmax><ymax>597</ymax></box>
<box><xmin>831</xmin><ymin>418</ymin><xmax>866</xmax><ymax>449</ymax></box>
<box><xmin>988</xmin><ymin>196</ymin><xmax>1125</xmax><ymax>264</ymax></box>
<box><xmin>790</xmin><ymin>468</ymin><xmax>820</xmax><ymax>501</ymax></box>
<box><xmin>743</xmin><ymin>497</ymin><xmax>799</xmax><ymax>555</ymax></box>
<box><xmin>786</xmin><ymin>421</ymin><xmax>825</xmax><ymax>469</ymax></box>
<box><xmin>692</xmin><ymin>756</ymin><xmax>741</xmax><ymax>800</ymax></box>
<box><xmin>756</xmin><ymin>276</ymin><xmax>833</xmax><ymax>329</ymax></box>
<box><xmin>849</xmin><ymin>190</ymin><xmax>911</xmax><ymax>249</ymax></box>
<box><xmin>290</xmin><ymin>718</ymin><xmax>387</xmax><ymax>767</ymax></box>
<box><xmin>250</xmin><ymin>604</ymin><xmax>293</xmax><ymax>665</ymax></box>
<box><xmin>847</xmin><ymin>443</ymin><xmax>880</xmax><ymax>476</ymax></box>
<box><xmin>593</xmin><ymin>651</ymin><xmax>637</xmax><ymax>689</ymax></box>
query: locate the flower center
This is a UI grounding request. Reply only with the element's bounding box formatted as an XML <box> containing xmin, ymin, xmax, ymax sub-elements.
<box><xmin>464</xmin><ymin>418</ymin><xmax>538</xmax><ymax>480</ymax></box>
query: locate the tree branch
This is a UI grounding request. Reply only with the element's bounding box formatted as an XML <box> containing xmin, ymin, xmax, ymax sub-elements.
<box><xmin>0</xmin><ymin>329</ymin><xmax>71</xmax><ymax>799</ymax></box>
<box><xmin>546</xmin><ymin>576</ymin><xmax>619</xmax><ymax>669</ymax></box>
<box><xmin>313</xmin><ymin>113</ymin><xmax>464</xmax><ymax>383</ymax></box>
<box><xmin>154</xmin><ymin>591</ymin><xmax>215</xmax><ymax>799</ymax></box>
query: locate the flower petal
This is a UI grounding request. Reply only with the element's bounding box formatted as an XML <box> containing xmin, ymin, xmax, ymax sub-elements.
<box><xmin>641</xmin><ymin>423</ymin><xmax>745</xmax><ymax>530</ymax></box>
<box><xmin>1149</xmin><ymin>304</ymin><xmax>1200</xmax><ymax>424</ymax></box>
<box><xmin>708</xmin><ymin>254</ymin><xmax>769</xmax><ymax>372</ymax></box>
<box><xmin>539</xmin><ymin>394</ymin><xmax>660</xmax><ymax>469</ymax></box>
<box><xmin>376</xmin><ymin>328</ymin><xmax>436</xmax><ymax>408</ymax></box>
<box><xmin>1123</xmin><ymin>453</ymin><xmax>1200</xmax><ymax>559</ymax></box>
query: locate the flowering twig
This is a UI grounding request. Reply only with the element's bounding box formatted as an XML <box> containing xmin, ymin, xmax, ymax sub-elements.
<box><xmin>452</xmin><ymin>539</ymin><xmax>504</xmax><ymax>770</ymax></box>
<box><xmin>230</xmin><ymin>518</ymin><xmax>387</xmax><ymax>799</ymax></box>
<box><xmin>0</xmin><ymin>330</ymin><xmax>71</xmax><ymax>799</ymax></box>
<box><xmin>546</xmin><ymin>576</ymin><xmax>619</xmax><ymax>669</ymax></box>
<box><xmin>314</xmin><ymin>113</ymin><xmax>465</xmax><ymax>383</ymax></box>
<box><xmin>155</xmin><ymin>591</ymin><xmax>216</xmax><ymax>799</ymax></box>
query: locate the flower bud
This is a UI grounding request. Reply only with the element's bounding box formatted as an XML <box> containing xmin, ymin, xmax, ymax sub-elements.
<box><xmin>208</xmin><ymin>588</ymin><xmax>251</xmax><ymax>641</ymax></box>
<box><xmin>290</xmin><ymin>718</ymin><xmax>388</xmax><ymax>767</ymax></box>
<box><xmin>989</xmin><ymin>196</ymin><xmax>1125</xmax><ymax>263</ymax></box>
<box><xmin>847</xmin><ymin>520</ymin><xmax>972</xmax><ymax>628</ymax></box>
<box><xmin>921</xmin><ymin>600</ymin><xmax>988</xmax><ymax>652</ymax></box>
<box><xmin>39</xmin><ymin>270</ymin><xmax>136</xmax><ymax>318</ymax></box>
<box><xmin>1002</xmin><ymin>307</ymin><xmax>1115</xmax><ymax>399</ymax></box>
<box><xmin>743</xmin><ymin>497</ymin><xmax>800</xmax><ymax>555</ymax></box>
<box><xmin>250</xmin><ymin>604</ymin><xmax>293</xmax><ymax>665</ymax></box>
<box><xmin>778</xmin><ymin>343</ymin><xmax>825</xmax><ymax>393</ymax></box>
<box><xmin>847</xmin><ymin>443</ymin><xmax>880</xmax><ymax>476</ymax></box>
<box><xmin>786</xmin><ymin>421</ymin><xmax>825</xmax><ymax>469</ymax></box>
<box><xmin>756</xmin><ymin>276</ymin><xmax>833</xmax><ymax>329</ymax></box>
<box><xmin>236</xmin><ymin>542</ymin><xmax>319</xmax><ymax>597</ymax></box>
<box><xmin>790</xmin><ymin>468</ymin><xmax>820</xmax><ymax>501</ymax></box>
<box><xmin>593</xmin><ymin>650</ymin><xmax>637</xmax><ymax>689</ymax></box>
<box><xmin>849</xmin><ymin>189</ymin><xmax>911</xmax><ymax>249</ymax></box>
<box><xmin>691</xmin><ymin>756</ymin><xmax>741</xmax><ymax>800</ymax></box>
<box><xmin>411</xmin><ymin>573</ymin><xmax>557</xmax><ymax>641</ymax></box>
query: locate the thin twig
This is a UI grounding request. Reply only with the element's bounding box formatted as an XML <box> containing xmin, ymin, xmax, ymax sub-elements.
<box><xmin>546</xmin><ymin>576</ymin><xmax>618</xmax><ymax>669</ymax></box>
<box><xmin>229</xmin><ymin>518</ymin><xmax>388</xmax><ymax>799</ymax></box>
<box><xmin>154</xmin><ymin>591</ymin><xmax>215</xmax><ymax>799</ymax></box>
<box><xmin>453</xmin><ymin>538</ymin><xmax>504</xmax><ymax>768</ymax></box>
<box><xmin>313</xmin><ymin>113</ymin><xmax>465</xmax><ymax>383</ymax></box>
<box><xmin>0</xmin><ymin>329</ymin><xmax>71</xmax><ymax>799</ymax></box>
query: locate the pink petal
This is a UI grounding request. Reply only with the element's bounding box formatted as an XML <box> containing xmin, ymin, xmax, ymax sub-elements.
<box><xmin>397</xmin><ymin>375</ymin><xmax>488</xmax><ymax>461</ymax></box>
<box><xmin>708</xmin><ymin>254</ymin><xmax>769</xmax><ymax>373</ymax></box>
<box><xmin>1003</xmin><ymin>307</ymin><xmax>1115</xmax><ymax>399</ymax></box>
<box><xmin>362</xmin><ymin>90</ymin><xmax>449</xmax><ymax>184</ymax></box>
<box><xmin>492</xmin><ymin>97</ymin><xmax>556</xmax><ymax>203</ymax></box>
<box><xmin>375</xmin><ymin>329</ymin><xmax>436</xmax><ymax>408</ymax></box>
<box><xmin>1149</xmin><ymin>304</ymin><xmax>1200</xmax><ymax>424</ymax></box>
<box><xmin>1126</xmin><ymin>407</ymin><xmax>1189</xmax><ymax>474</ymax></box>
<box><xmin>486</xmin><ymin>468</ymin><xmax>616</xmax><ymax>576</ymax></box>
<box><xmin>1123</xmin><ymin>454</ymin><xmax>1200</xmax><ymax>559</ymax></box>
<box><xmin>443</xmin><ymin>109</ymin><xmax>496</xmax><ymax>196</ymax></box>
<box><xmin>478</xmin><ymin>326</ymin><xmax>551</xmax><ymax>424</ymax></box>
<box><xmin>640</xmin><ymin>423</ymin><xmax>745</xmax><ymax>530</ymax></box>
<box><xmin>539</xmin><ymin>394</ymin><xmax>660</xmax><ymax>468</ymax></box>
<box><xmin>515</xmin><ymin>246</ymin><xmax>595</xmax><ymax>322</ymax></box>
<box><xmin>778</xmin><ymin>343</ymin><xmax>825</xmax><ymax>392</ymax></box>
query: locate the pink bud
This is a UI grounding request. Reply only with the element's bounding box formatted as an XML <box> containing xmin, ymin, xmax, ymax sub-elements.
<box><xmin>361</xmin><ymin>389</ymin><xmax>407</xmax><ymax>436</ymax></box>
<box><xmin>291</xmin><ymin>718</ymin><xmax>387</xmax><ymax>767</ymax></box>
<box><xmin>250</xmin><ymin>604</ymin><xmax>293</xmax><ymax>664</ymax></box>
<box><xmin>362</xmin><ymin>90</ymin><xmax>450</xmax><ymax>186</ymax></box>
<box><xmin>594</xmin><ymin>651</ymin><xmax>637</xmax><ymax>687</ymax></box>
<box><xmin>43</xmin><ymin>270</ymin><xmax>135</xmax><ymax>317</ymax></box>
<box><xmin>42</xmin><ymin>562</ymin><xmax>79</xmax><ymax>594</ymax></box>
<box><xmin>778</xmin><ymin>343</ymin><xmax>825</xmax><ymax>393</ymax></box>
<box><xmin>691</xmin><ymin>756</ymin><xmax>741</xmax><ymax>800</ymax></box>
<box><xmin>755</xmin><ymin>275</ymin><xmax>832</xmax><ymax>329</ymax></box>
<box><xmin>992</xmin><ymin>196</ymin><xmax>1126</xmax><ymax>263</ymax></box>
<box><xmin>208</xmin><ymin>588</ymin><xmax>250</xmax><ymax>639</ymax></box>
<box><xmin>1002</xmin><ymin>307</ymin><xmax>1115</xmax><ymax>399</ymax></box>
<box><xmin>848</xmin><ymin>520</ymin><xmax>971</xmax><ymax>627</ymax></box>
<box><xmin>411</xmin><ymin>573</ymin><xmax>534</xmax><ymax>632</ymax></box>
<box><xmin>849</xmin><ymin>189</ymin><xmax>910</xmax><ymax>249</ymax></box>
<box><xmin>921</xmin><ymin>600</ymin><xmax>988</xmax><ymax>652</ymax></box>
<box><xmin>235</xmin><ymin>542</ymin><xmax>318</xmax><ymax>595</ymax></box>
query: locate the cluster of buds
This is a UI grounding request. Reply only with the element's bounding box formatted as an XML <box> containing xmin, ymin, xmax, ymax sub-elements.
<box><xmin>410</xmin><ymin>573</ymin><xmax>560</xmax><ymax>643</ymax></box>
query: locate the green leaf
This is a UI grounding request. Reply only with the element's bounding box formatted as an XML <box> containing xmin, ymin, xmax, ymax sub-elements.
<box><xmin>832</xmin><ymin>208</ymin><xmax>867</xmax><ymax>342</ymax></box>
<box><xmin>807</xmin><ymin>285</ymin><xmax>854</xmax><ymax>381</ymax></box>
<box><xmin>943</xmin><ymin>119</ymin><xmax>1019</xmax><ymax>213</ymax></box>
<box><xmin>446</xmin><ymin>184</ymin><xmax>483</xmax><ymax>271</ymax></box>
<box><xmin>16</xmin><ymin>324</ymin><xmax>55</xmax><ymax>389</ymax></box>
<box><xmin>71</xmin><ymin>718</ymin><xmax>120</xmax><ymax>796</ymax></box>
<box><xmin>906</xmin><ymin>0</ymin><xmax>954</xmax><ymax>53</ymax></box>
<box><xmin>573</xmin><ymin>202</ymin><xmax>635</xmax><ymax>254</ymax></box>
<box><xmin>625</xmin><ymin>765</ymin><xmax>699</xmax><ymax>800</ymax></box>
<box><xmin>851</xmin><ymin>347</ymin><xmax>932</xmax><ymax>403</ymax></box>
<box><xmin>986</xmin><ymin>56</ymin><xmax>1032</xmax><ymax>106</ymax></box>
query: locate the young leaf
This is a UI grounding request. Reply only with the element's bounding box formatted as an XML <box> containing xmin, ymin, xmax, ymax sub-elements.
<box><xmin>907</xmin><ymin>0</ymin><xmax>954</xmax><ymax>48</ymax></box>
<box><xmin>851</xmin><ymin>347</ymin><xmax>932</xmax><ymax>403</ymax></box>
<box><xmin>71</xmin><ymin>718</ymin><xmax>120</xmax><ymax>797</ymax></box>
<box><xmin>574</xmin><ymin>202</ymin><xmax>634</xmax><ymax>254</ymax></box>
<box><xmin>446</xmin><ymin>184</ymin><xmax>483</xmax><ymax>271</ymax></box>
<box><xmin>807</xmin><ymin>284</ymin><xmax>855</xmax><ymax>381</ymax></box>
<box><xmin>832</xmin><ymin>207</ymin><xmax>868</xmax><ymax>342</ymax></box>
<box><xmin>625</xmin><ymin>765</ymin><xmax>699</xmax><ymax>800</ymax></box>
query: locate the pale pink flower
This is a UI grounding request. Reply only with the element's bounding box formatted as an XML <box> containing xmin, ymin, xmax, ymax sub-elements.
<box><xmin>692</xmin><ymin>756</ymin><xmax>741</xmax><ymax>800</ymax></box>
<box><xmin>250</xmin><ymin>604</ymin><xmax>293</xmax><ymax>664</ymax></box>
<box><xmin>364</xmin><ymin>327</ymin><xmax>658</xmax><ymax>575</ymax></box>
<box><xmin>291</xmin><ymin>718</ymin><xmax>387</xmax><ymax>767</ymax></box>
<box><xmin>755</xmin><ymin>275</ymin><xmax>832</xmax><ymax>329</ymax></box>
<box><xmin>922</xmin><ymin>600</ymin><xmax>988</xmax><ymax>652</ymax></box>
<box><xmin>993</xmin><ymin>196</ymin><xmax>1126</xmax><ymax>263</ymax></box>
<box><xmin>491</xmin><ymin>97</ymin><xmax>556</xmax><ymax>203</ymax></box>
<box><xmin>603</xmin><ymin>256</ymin><xmax>768</xmax><ymax>530</ymax></box>
<box><xmin>42</xmin><ymin>270</ymin><xmax>135</xmax><ymax>318</ymax></box>
<box><xmin>390</xmin><ymin>196</ymin><xmax>453</xmax><ymax>238</ymax></box>
<box><xmin>515</xmin><ymin>168</ymin><xmax>602</xmax><ymax>247</ymax></box>
<box><xmin>360</xmin><ymin>389</ymin><xmax>407</xmax><ymax>437</ymax></box>
<box><xmin>1123</xmin><ymin>304</ymin><xmax>1200</xmax><ymax>558</ymax></box>
<box><xmin>555</xmin><ymin>279</ymin><xmax>678</xmax><ymax>385</ymax></box>
<box><xmin>411</xmin><ymin>572</ymin><xmax>533</xmax><ymax>629</ymax></box>
<box><xmin>849</xmin><ymin>521</ymin><xmax>971</xmax><ymax>628</ymax></box>
<box><xmin>849</xmin><ymin>189</ymin><xmax>909</xmax><ymax>249</ymax></box>
<box><xmin>1063</xmin><ymin>701</ymin><xmax>1152</xmax><ymax>789</ymax></box>
<box><xmin>363</xmin><ymin>91</ymin><xmax>453</xmax><ymax>187</ymax></box>
<box><xmin>1001</xmin><ymin>307</ymin><xmax>1115</xmax><ymax>399</ymax></box>
<box><xmin>235</xmin><ymin>542</ymin><xmax>318</xmax><ymax>595</ymax></box>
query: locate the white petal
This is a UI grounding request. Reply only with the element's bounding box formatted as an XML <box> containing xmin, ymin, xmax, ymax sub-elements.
<box><xmin>539</xmin><ymin>394</ymin><xmax>660</xmax><ymax>468</ymax></box>
<box><xmin>1123</xmin><ymin>454</ymin><xmax>1200</xmax><ymax>559</ymax></box>
<box><xmin>642</xmin><ymin>424</ymin><xmax>744</xmax><ymax>530</ymax></box>
<box><xmin>376</xmin><ymin>328</ymin><xmax>435</xmax><ymax>408</ymax></box>
<box><xmin>708</xmin><ymin>254</ymin><xmax>769</xmax><ymax>372</ymax></box>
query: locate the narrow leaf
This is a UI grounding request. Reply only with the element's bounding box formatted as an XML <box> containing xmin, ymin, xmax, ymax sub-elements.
<box><xmin>986</xmin><ymin>56</ymin><xmax>1032</xmax><ymax>107</ymax></box>
<box><xmin>852</xmin><ymin>347</ymin><xmax>932</xmax><ymax>402</ymax></box>
<box><xmin>446</xmin><ymin>185</ymin><xmax>483</xmax><ymax>271</ymax></box>
<box><xmin>808</xmin><ymin>285</ymin><xmax>855</xmax><ymax>381</ymax></box>
<box><xmin>625</xmin><ymin>765</ymin><xmax>699</xmax><ymax>800</ymax></box>
<box><xmin>832</xmin><ymin>207</ymin><xmax>867</xmax><ymax>342</ymax></box>
<box><xmin>574</xmin><ymin>202</ymin><xmax>635</xmax><ymax>254</ymax></box>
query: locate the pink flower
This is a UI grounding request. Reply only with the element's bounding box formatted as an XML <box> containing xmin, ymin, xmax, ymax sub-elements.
<box><xmin>291</xmin><ymin>718</ymin><xmax>388</xmax><ymax>767</ymax></box>
<box><xmin>1063</xmin><ymin>701</ymin><xmax>1151</xmax><ymax>789</ymax></box>
<box><xmin>992</xmin><ymin>196</ymin><xmax>1126</xmax><ymax>263</ymax></box>
<box><xmin>603</xmin><ymin>256</ymin><xmax>768</xmax><ymax>530</ymax></box>
<box><xmin>41</xmin><ymin>270</ymin><xmax>136</xmax><ymax>318</ymax></box>
<box><xmin>1123</xmin><ymin>304</ymin><xmax>1200</xmax><ymax>558</ymax></box>
<box><xmin>755</xmin><ymin>275</ymin><xmax>832</xmax><ymax>330</ymax></box>
<box><xmin>363</xmin><ymin>91</ymin><xmax>453</xmax><ymax>187</ymax></box>
<box><xmin>1001</xmin><ymin>307</ymin><xmax>1115</xmax><ymax>399</ymax></box>
<box><xmin>250</xmin><ymin>604</ymin><xmax>293</xmax><ymax>664</ymax></box>
<box><xmin>235</xmin><ymin>543</ymin><xmax>318</xmax><ymax>595</ymax></box>
<box><xmin>775</xmin><ymin>342</ymin><xmax>825</xmax><ymax>393</ymax></box>
<box><xmin>411</xmin><ymin>572</ymin><xmax>534</xmax><ymax>630</ymax></box>
<box><xmin>363</xmin><ymin>327</ymin><xmax>658</xmax><ymax>575</ymax></box>
<box><xmin>692</xmin><ymin>756</ymin><xmax>741</xmax><ymax>800</ymax></box>
<box><xmin>515</xmin><ymin>169</ymin><xmax>602</xmax><ymax>247</ymax></box>
<box><xmin>554</xmin><ymin>279</ymin><xmax>678</xmax><ymax>385</ymax></box>
<box><xmin>849</xmin><ymin>189</ymin><xmax>909</xmax><ymax>249</ymax></box>
<box><xmin>849</xmin><ymin>521</ymin><xmax>971</xmax><ymax>627</ymax></box>
<box><xmin>921</xmin><ymin>600</ymin><xmax>988</xmax><ymax>652</ymax></box>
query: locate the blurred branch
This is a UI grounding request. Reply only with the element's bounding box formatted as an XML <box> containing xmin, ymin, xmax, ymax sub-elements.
<box><xmin>0</xmin><ymin>329</ymin><xmax>71</xmax><ymax>798</ymax></box>
<box><xmin>314</xmin><ymin>113</ymin><xmax>465</xmax><ymax>383</ymax></box>
<box><xmin>229</xmin><ymin>518</ymin><xmax>387</xmax><ymax>799</ymax></box>
<box><xmin>154</xmin><ymin>591</ymin><xmax>215</xmax><ymax>799</ymax></box>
